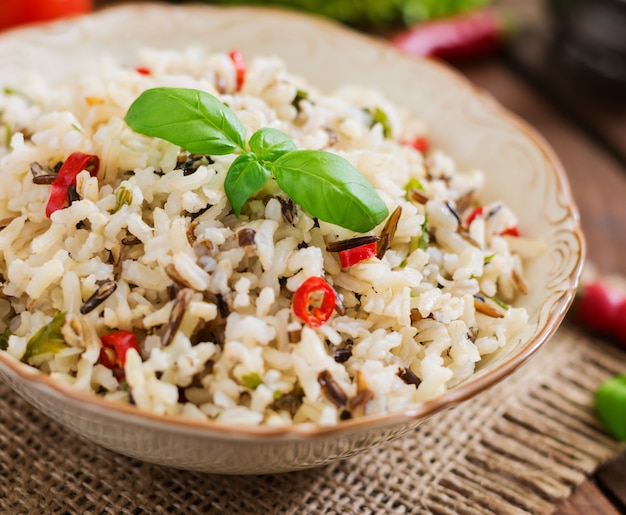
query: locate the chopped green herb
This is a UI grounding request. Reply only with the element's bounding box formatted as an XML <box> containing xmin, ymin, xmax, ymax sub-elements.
<box><xmin>490</xmin><ymin>296</ymin><xmax>509</xmax><ymax>311</ymax></box>
<box><xmin>273</xmin><ymin>390</ymin><xmax>283</xmax><ymax>400</ymax></box>
<box><xmin>292</xmin><ymin>89</ymin><xmax>310</xmax><ymax>110</ymax></box>
<box><xmin>3</xmin><ymin>87</ymin><xmax>32</xmax><ymax>105</ymax></box>
<box><xmin>113</xmin><ymin>186</ymin><xmax>133</xmax><ymax>213</ymax></box>
<box><xmin>71</xmin><ymin>123</ymin><xmax>84</xmax><ymax>134</ymax></box>
<box><xmin>365</xmin><ymin>106</ymin><xmax>392</xmax><ymax>138</ymax></box>
<box><xmin>404</xmin><ymin>177</ymin><xmax>425</xmax><ymax>198</ymax></box>
<box><xmin>4</xmin><ymin>122</ymin><xmax>12</xmax><ymax>148</ymax></box>
<box><xmin>484</xmin><ymin>253</ymin><xmax>496</xmax><ymax>264</ymax></box>
<box><xmin>241</xmin><ymin>372</ymin><xmax>263</xmax><ymax>390</ymax></box>
<box><xmin>23</xmin><ymin>312</ymin><xmax>68</xmax><ymax>363</ymax></box>
<box><xmin>0</xmin><ymin>328</ymin><xmax>11</xmax><ymax>351</ymax></box>
<box><xmin>418</xmin><ymin>216</ymin><xmax>430</xmax><ymax>250</ymax></box>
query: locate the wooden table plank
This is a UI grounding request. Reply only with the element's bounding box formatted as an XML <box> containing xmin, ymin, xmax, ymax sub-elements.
<box><xmin>596</xmin><ymin>451</ymin><xmax>626</xmax><ymax>511</ymax></box>
<box><xmin>554</xmin><ymin>480</ymin><xmax>621</xmax><ymax>515</ymax></box>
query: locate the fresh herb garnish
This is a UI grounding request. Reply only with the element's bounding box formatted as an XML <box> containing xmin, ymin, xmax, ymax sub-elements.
<box><xmin>125</xmin><ymin>87</ymin><xmax>246</xmax><ymax>155</ymax></box>
<box><xmin>113</xmin><ymin>186</ymin><xmax>133</xmax><ymax>213</ymax></box>
<box><xmin>125</xmin><ymin>87</ymin><xmax>388</xmax><ymax>232</ymax></box>
<box><xmin>490</xmin><ymin>296</ymin><xmax>509</xmax><ymax>311</ymax></box>
<box><xmin>418</xmin><ymin>215</ymin><xmax>430</xmax><ymax>250</ymax></box>
<box><xmin>23</xmin><ymin>312</ymin><xmax>68</xmax><ymax>362</ymax></box>
<box><xmin>365</xmin><ymin>106</ymin><xmax>392</xmax><ymax>138</ymax></box>
<box><xmin>0</xmin><ymin>328</ymin><xmax>11</xmax><ymax>351</ymax></box>
<box><xmin>241</xmin><ymin>372</ymin><xmax>263</xmax><ymax>390</ymax></box>
<box><xmin>404</xmin><ymin>177</ymin><xmax>425</xmax><ymax>198</ymax></box>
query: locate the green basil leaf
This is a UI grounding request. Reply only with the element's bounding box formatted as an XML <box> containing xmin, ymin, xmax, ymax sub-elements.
<box><xmin>224</xmin><ymin>153</ymin><xmax>271</xmax><ymax>216</ymax></box>
<box><xmin>23</xmin><ymin>312</ymin><xmax>68</xmax><ymax>363</ymax></box>
<box><xmin>248</xmin><ymin>128</ymin><xmax>297</xmax><ymax>162</ymax></box>
<box><xmin>125</xmin><ymin>87</ymin><xmax>246</xmax><ymax>155</ymax></box>
<box><xmin>271</xmin><ymin>150</ymin><xmax>388</xmax><ymax>233</ymax></box>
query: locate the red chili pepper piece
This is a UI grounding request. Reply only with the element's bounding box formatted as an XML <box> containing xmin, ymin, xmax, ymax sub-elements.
<box><xmin>466</xmin><ymin>205</ymin><xmax>519</xmax><ymax>236</ymax></box>
<box><xmin>293</xmin><ymin>276</ymin><xmax>336</xmax><ymax>328</ymax></box>
<box><xmin>409</xmin><ymin>136</ymin><xmax>430</xmax><ymax>154</ymax></box>
<box><xmin>338</xmin><ymin>241</ymin><xmax>378</xmax><ymax>268</ymax></box>
<box><xmin>45</xmin><ymin>152</ymin><xmax>99</xmax><ymax>217</ymax></box>
<box><xmin>135</xmin><ymin>66</ymin><xmax>151</xmax><ymax>75</ymax></box>
<box><xmin>228</xmin><ymin>50</ymin><xmax>246</xmax><ymax>92</ymax></box>
<box><xmin>391</xmin><ymin>10</ymin><xmax>506</xmax><ymax>63</ymax></box>
<box><xmin>466</xmin><ymin>205</ymin><xmax>484</xmax><ymax>226</ymax></box>
<box><xmin>99</xmin><ymin>330</ymin><xmax>140</xmax><ymax>370</ymax></box>
<box><xmin>500</xmin><ymin>226</ymin><xmax>519</xmax><ymax>237</ymax></box>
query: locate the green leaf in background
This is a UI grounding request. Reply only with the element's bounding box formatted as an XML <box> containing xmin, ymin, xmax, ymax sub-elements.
<box><xmin>271</xmin><ymin>150</ymin><xmax>389</xmax><ymax>232</ymax></box>
<box><xmin>224</xmin><ymin>153</ymin><xmax>272</xmax><ymax>216</ymax></box>
<box><xmin>248</xmin><ymin>127</ymin><xmax>298</xmax><ymax>162</ymax></box>
<box><xmin>125</xmin><ymin>87</ymin><xmax>246</xmax><ymax>155</ymax></box>
<box><xmin>595</xmin><ymin>374</ymin><xmax>626</xmax><ymax>441</ymax></box>
<box><xmin>23</xmin><ymin>312</ymin><xmax>68</xmax><ymax>363</ymax></box>
<box><xmin>204</xmin><ymin>0</ymin><xmax>491</xmax><ymax>27</ymax></box>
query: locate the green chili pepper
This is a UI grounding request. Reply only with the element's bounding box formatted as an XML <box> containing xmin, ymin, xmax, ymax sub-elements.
<box><xmin>594</xmin><ymin>374</ymin><xmax>626</xmax><ymax>441</ymax></box>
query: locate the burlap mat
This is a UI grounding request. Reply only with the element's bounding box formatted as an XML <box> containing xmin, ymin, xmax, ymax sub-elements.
<box><xmin>1</xmin><ymin>322</ymin><xmax>624</xmax><ymax>514</ymax></box>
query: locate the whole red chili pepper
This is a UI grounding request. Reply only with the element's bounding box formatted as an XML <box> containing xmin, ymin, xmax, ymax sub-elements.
<box><xmin>391</xmin><ymin>10</ymin><xmax>507</xmax><ymax>62</ymax></box>
<box><xmin>45</xmin><ymin>152</ymin><xmax>99</xmax><ymax>217</ymax></box>
<box><xmin>338</xmin><ymin>241</ymin><xmax>378</xmax><ymax>268</ymax></box>
<box><xmin>99</xmin><ymin>330</ymin><xmax>140</xmax><ymax>370</ymax></box>
<box><xmin>293</xmin><ymin>276</ymin><xmax>336</xmax><ymax>328</ymax></box>
<box><xmin>228</xmin><ymin>50</ymin><xmax>246</xmax><ymax>92</ymax></box>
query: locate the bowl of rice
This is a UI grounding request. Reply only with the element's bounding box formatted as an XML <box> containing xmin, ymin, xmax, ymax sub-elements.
<box><xmin>0</xmin><ymin>3</ymin><xmax>584</xmax><ymax>474</ymax></box>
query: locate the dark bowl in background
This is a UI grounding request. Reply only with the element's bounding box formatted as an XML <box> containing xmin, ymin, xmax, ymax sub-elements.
<box><xmin>547</xmin><ymin>0</ymin><xmax>626</xmax><ymax>85</ymax></box>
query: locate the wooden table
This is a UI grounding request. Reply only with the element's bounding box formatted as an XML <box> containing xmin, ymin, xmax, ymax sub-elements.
<box><xmin>90</xmin><ymin>1</ymin><xmax>626</xmax><ymax>511</ymax></box>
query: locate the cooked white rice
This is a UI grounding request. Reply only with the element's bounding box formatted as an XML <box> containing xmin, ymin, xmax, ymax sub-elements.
<box><xmin>0</xmin><ymin>47</ymin><xmax>540</xmax><ymax>426</ymax></box>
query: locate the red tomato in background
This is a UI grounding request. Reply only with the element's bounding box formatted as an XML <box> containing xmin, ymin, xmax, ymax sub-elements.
<box><xmin>0</xmin><ymin>0</ymin><xmax>93</xmax><ymax>31</ymax></box>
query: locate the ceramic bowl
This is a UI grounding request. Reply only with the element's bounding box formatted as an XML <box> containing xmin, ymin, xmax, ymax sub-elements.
<box><xmin>0</xmin><ymin>3</ymin><xmax>584</xmax><ymax>474</ymax></box>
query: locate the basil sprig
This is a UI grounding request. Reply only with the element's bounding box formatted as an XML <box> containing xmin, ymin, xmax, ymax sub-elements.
<box><xmin>125</xmin><ymin>87</ymin><xmax>388</xmax><ymax>232</ymax></box>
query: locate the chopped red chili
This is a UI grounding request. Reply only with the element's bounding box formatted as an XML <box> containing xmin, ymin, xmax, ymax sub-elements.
<box><xmin>135</xmin><ymin>66</ymin><xmax>151</xmax><ymax>75</ymax></box>
<box><xmin>228</xmin><ymin>50</ymin><xmax>246</xmax><ymax>92</ymax></box>
<box><xmin>466</xmin><ymin>205</ymin><xmax>519</xmax><ymax>236</ymax></box>
<box><xmin>293</xmin><ymin>276</ymin><xmax>336</xmax><ymax>328</ymax></box>
<box><xmin>338</xmin><ymin>241</ymin><xmax>378</xmax><ymax>267</ymax></box>
<box><xmin>408</xmin><ymin>136</ymin><xmax>430</xmax><ymax>153</ymax></box>
<box><xmin>500</xmin><ymin>226</ymin><xmax>519</xmax><ymax>237</ymax></box>
<box><xmin>99</xmin><ymin>330</ymin><xmax>140</xmax><ymax>370</ymax></box>
<box><xmin>465</xmin><ymin>205</ymin><xmax>485</xmax><ymax>226</ymax></box>
<box><xmin>45</xmin><ymin>152</ymin><xmax>99</xmax><ymax>217</ymax></box>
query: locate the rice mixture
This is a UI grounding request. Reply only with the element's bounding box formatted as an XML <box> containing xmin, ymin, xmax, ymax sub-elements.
<box><xmin>0</xmin><ymin>48</ymin><xmax>538</xmax><ymax>426</ymax></box>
